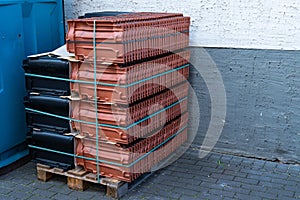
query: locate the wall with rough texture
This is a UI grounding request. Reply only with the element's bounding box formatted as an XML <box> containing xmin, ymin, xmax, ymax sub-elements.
<box><xmin>191</xmin><ymin>47</ymin><xmax>300</xmax><ymax>163</ymax></box>
<box><xmin>64</xmin><ymin>0</ymin><xmax>300</xmax><ymax>50</ymax></box>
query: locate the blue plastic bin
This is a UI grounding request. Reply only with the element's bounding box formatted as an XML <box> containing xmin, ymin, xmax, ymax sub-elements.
<box><xmin>0</xmin><ymin>0</ymin><xmax>64</xmax><ymax>168</ymax></box>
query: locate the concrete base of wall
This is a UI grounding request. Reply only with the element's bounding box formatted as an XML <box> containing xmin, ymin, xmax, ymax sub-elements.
<box><xmin>190</xmin><ymin>47</ymin><xmax>300</xmax><ymax>163</ymax></box>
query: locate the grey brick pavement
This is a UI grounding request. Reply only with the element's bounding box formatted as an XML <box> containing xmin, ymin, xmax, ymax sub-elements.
<box><xmin>1</xmin><ymin>149</ymin><xmax>300</xmax><ymax>200</ymax></box>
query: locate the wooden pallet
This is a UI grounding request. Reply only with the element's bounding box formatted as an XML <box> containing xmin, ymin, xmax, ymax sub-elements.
<box><xmin>36</xmin><ymin>164</ymin><xmax>152</xmax><ymax>199</ymax></box>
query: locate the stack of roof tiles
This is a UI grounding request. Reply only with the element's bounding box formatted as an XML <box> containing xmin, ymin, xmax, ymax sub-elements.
<box><xmin>23</xmin><ymin>56</ymin><xmax>75</xmax><ymax>170</ymax></box>
<box><xmin>67</xmin><ymin>12</ymin><xmax>191</xmax><ymax>182</ymax></box>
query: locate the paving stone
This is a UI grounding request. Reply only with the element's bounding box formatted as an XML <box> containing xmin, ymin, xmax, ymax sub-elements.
<box><xmin>247</xmin><ymin>174</ymin><xmax>271</xmax><ymax>182</ymax></box>
<box><xmin>159</xmin><ymin>169</ymin><xmax>173</xmax><ymax>175</ymax></box>
<box><xmin>0</xmin><ymin>187</ymin><xmax>12</xmax><ymax>195</ymax></box>
<box><xmin>52</xmin><ymin>193</ymin><xmax>74</xmax><ymax>200</ymax></box>
<box><xmin>0</xmin><ymin>194</ymin><xmax>17</xmax><ymax>200</ymax></box>
<box><xmin>208</xmin><ymin>154</ymin><xmax>223</xmax><ymax>161</ymax></box>
<box><xmin>192</xmin><ymin>174</ymin><xmax>217</xmax><ymax>183</ymax></box>
<box><xmin>174</xmin><ymin>188</ymin><xmax>200</xmax><ymax>197</ymax></box>
<box><xmin>28</xmin><ymin>195</ymin><xmax>52</xmax><ymax>200</ymax></box>
<box><xmin>215</xmin><ymin>164</ymin><xmax>229</xmax><ymax>171</ymax></box>
<box><xmin>219</xmin><ymin>154</ymin><xmax>233</xmax><ymax>162</ymax></box>
<box><xmin>159</xmin><ymin>178</ymin><xmax>201</xmax><ymax>191</ymax></box>
<box><xmin>223</xmin><ymin>197</ymin><xmax>235</xmax><ymax>200</ymax></box>
<box><xmin>287</xmin><ymin>165</ymin><xmax>300</xmax><ymax>174</ymax></box>
<box><xmin>123</xmin><ymin>193</ymin><xmax>152</xmax><ymax>200</ymax></box>
<box><xmin>264</xmin><ymin>172</ymin><xmax>289</xmax><ymax>179</ymax></box>
<box><xmin>148</xmin><ymin>195</ymin><xmax>170</xmax><ymax>200</ymax></box>
<box><xmin>251</xmin><ymin>164</ymin><xmax>265</xmax><ymax>170</ymax></box>
<box><xmin>223</xmin><ymin>186</ymin><xmax>250</xmax><ymax>195</ymax></box>
<box><xmin>148</xmin><ymin>174</ymin><xmax>168</xmax><ymax>183</ymax></box>
<box><xmin>68</xmin><ymin>190</ymin><xmax>96</xmax><ymax>199</ymax></box>
<box><xmin>0</xmin><ymin>180</ymin><xmax>17</xmax><ymax>189</ymax></box>
<box><xmin>253</xmin><ymin>160</ymin><xmax>266</xmax><ymax>167</ymax></box>
<box><xmin>170</xmin><ymin>171</ymin><xmax>194</xmax><ymax>179</ymax></box>
<box><xmin>258</xmin><ymin>181</ymin><xmax>284</xmax><ymax>190</ymax></box>
<box><xmin>209</xmin><ymin>173</ymin><xmax>234</xmax><ymax>181</ymax></box>
<box><xmin>197</xmin><ymin>192</ymin><xmax>223</xmax><ymax>200</ymax></box>
<box><xmin>167</xmin><ymin>165</ymin><xmax>190</xmax><ymax>173</ymax></box>
<box><xmin>160</xmin><ymin>177</ymin><xmax>199</xmax><ymax>189</ymax></box>
<box><xmin>187</xmin><ymin>149</ymin><xmax>199</xmax><ymax>156</ymax></box>
<box><xmin>47</xmin><ymin>176</ymin><xmax>67</xmax><ymax>187</ymax></box>
<box><xmin>263</xmin><ymin>162</ymin><xmax>278</xmax><ymax>171</ymax></box>
<box><xmin>172</xmin><ymin>163</ymin><xmax>196</xmax><ymax>171</ymax></box>
<box><xmin>181</xmin><ymin>153</ymin><xmax>194</xmax><ymax>159</ymax></box>
<box><xmin>9</xmin><ymin>191</ymin><xmax>33</xmax><ymax>200</ymax></box>
<box><xmin>195</xmin><ymin>160</ymin><xmax>220</xmax><ymax>168</ymax></box>
<box><xmin>0</xmin><ymin>173</ymin><xmax>15</xmax><ymax>181</ymax></box>
<box><xmin>208</xmin><ymin>189</ymin><xmax>235</xmax><ymax>198</ymax></box>
<box><xmin>285</xmin><ymin>184</ymin><xmax>300</xmax><ymax>192</ymax></box>
<box><xmin>13</xmin><ymin>184</ymin><xmax>37</xmax><ymax>193</ymax></box>
<box><xmin>200</xmin><ymin>181</ymin><xmax>225</xmax><ymax>190</ymax></box>
<box><xmin>234</xmin><ymin>193</ymin><xmax>260</xmax><ymax>200</ymax></box>
<box><xmin>220</xmin><ymin>163</ymin><xmax>240</xmax><ymax>170</ymax></box>
<box><xmin>234</xmin><ymin>176</ymin><xmax>259</xmax><ymax>185</ymax></box>
<box><xmin>134</xmin><ymin>187</ymin><xmax>154</xmax><ymax>195</ymax></box>
<box><xmin>179</xmin><ymin>195</ymin><xmax>201</xmax><ymax>200</ymax></box>
<box><xmin>216</xmin><ymin>179</ymin><xmax>242</xmax><ymax>188</ymax></box>
<box><xmin>286</xmin><ymin>174</ymin><xmax>300</xmax><ymax>182</ymax></box>
<box><xmin>242</xmin><ymin>158</ymin><xmax>254</xmax><ymax>166</ymax></box>
<box><xmin>146</xmin><ymin>184</ymin><xmax>174</xmax><ymax>193</ymax></box>
<box><xmin>230</xmin><ymin>157</ymin><xmax>244</xmax><ymax>165</ymax></box>
<box><xmin>154</xmin><ymin>189</ymin><xmax>182</xmax><ymax>199</ymax></box>
<box><xmin>277</xmin><ymin>194</ymin><xmax>296</xmax><ymax>200</ymax></box>
<box><xmin>269</xmin><ymin>188</ymin><xmax>294</xmax><ymax>198</ymax></box>
<box><xmin>250</xmin><ymin>191</ymin><xmax>278</xmax><ymax>199</ymax></box>
<box><xmin>239</xmin><ymin>168</ymin><xmax>264</xmax><ymax>176</ymax></box>
<box><xmin>223</xmin><ymin>169</ymin><xmax>247</xmax><ymax>178</ymax></box>
<box><xmin>270</xmin><ymin>177</ymin><xmax>289</xmax><ymax>184</ymax></box>
<box><xmin>241</xmin><ymin>183</ymin><xmax>267</xmax><ymax>192</ymax></box>
<box><xmin>89</xmin><ymin>195</ymin><xmax>112</xmax><ymax>200</ymax></box>
<box><xmin>27</xmin><ymin>181</ymin><xmax>54</xmax><ymax>190</ymax></box>
<box><xmin>34</xmin><ymin>189</ymin><xmax>56</xmax><ymax>198</ymax></box>
<box><xmin>48</xmin><ymin>185</ymin><xmax>73</xmax><ymax>195</ymax></box>
<box><xmin>280</xmin><ymin>177</ymin><xmax>299</xmax><ymax>185</ymax></box>
<box><xmin>275</xmin><ymin>164</ymin><xmax>289</xmax><ymax>173</ymax></box>
<box><xmin>177</xmin><ymin>184</ymin><xmax>202</xmax><ymax>191</ymax></box>
<box><xmin>175</xmin><ymin>169</ymin><xmax>203</xmax><ymax>177</ymax></box>
<box><xmin>11</xmin><ymin>177</ymin><xmax>34</xmax><ymax>185</ymax></box>
<box><xmin>201</xmin><ymin>166</ymin><xmax>224</xmax><ymax>174</ymax></box>
<box><xmin>176</xmin><ymin>158</ymin><xmax>198</xmax><ymax>165</ymax></box>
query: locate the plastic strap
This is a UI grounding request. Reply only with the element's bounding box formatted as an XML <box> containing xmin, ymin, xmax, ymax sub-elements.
<box><xmin>93</xmin><ymin>20</ymin><xmax>101</xmax><ymax>183</ymax></box>
<box><xmin>24</xmin><ymin>64</ymin><xmax>189</xmax><ymax>88</ymax></box>
<box><xmin>28</xmin><ymin>126</ymin><xmax>187</xmax><ymax>168</ymax></box>
<box><xmin>25</xmin><ymin>97</ymin><xmax>187</xmax><ymax>130</ymax></box>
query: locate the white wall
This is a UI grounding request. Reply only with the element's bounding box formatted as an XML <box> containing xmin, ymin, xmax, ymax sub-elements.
<box><xmin>64</xmin><ymin>0</ymin><xmax>300</xmax><ymax>50</ymax></box>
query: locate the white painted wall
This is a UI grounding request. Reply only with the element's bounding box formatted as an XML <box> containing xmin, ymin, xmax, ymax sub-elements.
<box><xmin>64</xmin><ymin>0</ymin><xmax>300</xmax><ymax>50</ymax></box>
